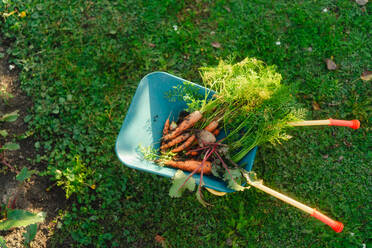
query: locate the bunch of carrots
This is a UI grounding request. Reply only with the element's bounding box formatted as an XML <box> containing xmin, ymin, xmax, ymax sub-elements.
<box><xmin>157</xmin><ymin>109</ymin><xmax>244</xmax><ymax>204</ymax></box>
<box><xmin>159</xmin><ymin>110</ymin><xmax>219</xmax><ymax>174</ymax></box>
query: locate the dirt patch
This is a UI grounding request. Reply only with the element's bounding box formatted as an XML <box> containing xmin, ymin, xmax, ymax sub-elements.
<box><xmin>0</xmin><ymin>41</ymin><xmax>66</xmax><ymax>248</ymax></box>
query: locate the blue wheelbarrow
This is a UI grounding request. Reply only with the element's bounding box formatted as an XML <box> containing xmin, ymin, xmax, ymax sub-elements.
<box><xmin>115</xmin><ymin>72</ymin><xmax>345</xmax><ymax>232</ymax></box>
<box><xmin>115</xmin><ymin>72</ymin><xmax>257</xmax><ymax>193</ymax></box>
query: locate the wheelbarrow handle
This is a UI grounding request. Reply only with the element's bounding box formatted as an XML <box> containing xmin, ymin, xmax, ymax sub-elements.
<box><xmin>289</xmin><ymin>119</ymin><xmax>360</xmax><ymax>129</ymax></box>
<box><xmin>243</xmin><ymin>174</ymin><xmax>343</xmax><ymax>233</ymax></box>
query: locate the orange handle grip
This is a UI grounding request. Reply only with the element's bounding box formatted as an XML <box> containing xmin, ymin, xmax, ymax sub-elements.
<box><xmin>328</xmin><ymin>119</ymin><xmax>360</xmax><ymax>129</ymax></box>
<box><xmin>311</xmin><ymin>209</ymin><xmax>344</xmax><ymax>233</ymax></box>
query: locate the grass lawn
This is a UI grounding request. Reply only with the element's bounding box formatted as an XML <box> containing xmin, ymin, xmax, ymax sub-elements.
<box><xmin>1</xmin><ymin>0</ymin><xmax>371</xmax><ymax>247</ymax></box>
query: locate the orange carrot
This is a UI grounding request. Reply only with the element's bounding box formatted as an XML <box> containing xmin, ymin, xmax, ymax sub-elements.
<box><xmin>187</xmin><ymin>139</ymin><xmax>198</xmax><ymax>149</ymax></box>
<box><xmin>163</xmin><ymin>111</ymin><xmax>202</xmax><ymax>141</ymax></box>
<box><xmin>163</xmin><ymin>118</ymin><xmax>170</xmax><ymax>136</ymax></box>
<box><xmin>160</xmin><ymin>133</ymin><xmax>190</xmax><ymax>150</ymax></box>
<box><xmin>185</xmin><ymin>151</ymin><xmax>199</xmax><ymax>156</ymax></box>
<box><xmin>204</xmin><ymin>120</ymin><xmax>219</xmax><ymax>132</ymax></box>
<box><xmin>163</xmin><ymin>160</ymin><xmax>212</xmax><ymax>174</ymax></box>
<box><xmin>213</xmin><ymin>129</ymin><xmax>220</xmax><ymax>136</ymax></box>
<box><xmin>171</xmin><ymin>134</ymin><xmax>196</xmax><ymax>153</ymax></box>
<box><xmin>161</xmin><ymin>115</ymin><xmax>171</xmax><ymax>147</ymax></box>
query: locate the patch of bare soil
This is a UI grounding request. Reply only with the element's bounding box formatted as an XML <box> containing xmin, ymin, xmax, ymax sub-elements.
<box><xmin>0</xmin><ymin>41</ymin><xmax>66</xmax><ymax>247</ymax></box>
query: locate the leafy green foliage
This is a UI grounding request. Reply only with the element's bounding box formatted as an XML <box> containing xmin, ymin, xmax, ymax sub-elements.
<box><xmin>166</xmin><ymin>82</ymin><xmax>207</xmax><ymax>113</ymax></box>
<box><xmin>169</xmin><ymin>170</ymin><xmax>195</xmax><ymax>198</ymax></box>
<box><xmin>16</xmin><ymin>167</ymin><xmax>35</xmax><ymax>182</ymax></box>
<box><xmin>0</xmin><ymin>0</ymin><xmax>370</xmax><ymax>247</ymax></box>
<box><xmin>23</xmin><ymin>224</ymin><xmax>37</xmax><ymax>247</ymax></box>
<box><xmin>223</xmin><ymin>169</ymin><xmax>247</xmax><ymax>192</ymax></box>
<box><xmin>195</xmin><ymin>190</ymin><xmax>209</xmax><ymax>207</ymax></box>
<box><xmin>0</xmin><ymin>210</ymin><xmax>45</xmax><ymax>230</ymax></box>
<box><xmin>201</xmin><ymin>58</ymin><xmax>283</xmax><ymax>109</ymax></box>
<box><xmin>0</xmin><ymin>236</ymin><xmax>7</xmax><ymax>248</ymax></box>
<box><xmin>0</xmin><ymin>110</ymin><xmax>20</xmax><ymax>152</ymax></box>
<box><xmin>139</xmin><ymin>145</ymin><xmax>160</xmax><ymax>162</ymax></box>
<box><xmin>0</xmin><ymin>130</ymin><xmax>8</xmax><ymax>137</ymax></box>
<box><xmin>198</xmin><ymin>58</ymin><xmax>307</xmax><ymax>161</ymax></box>
<box><xmin>0</xmin><ymin>111</ymin><xmax>19</xmax><ymax>123</ymax></box>
<box><xmin>1</xmin><ymin>142</ymin><xmax>20</xmax><ymax>151</ymax></box>
<box><xmin>50</xmin><ymin>155</ymin><xmax>93</xmax><ymax>199</ymax></box>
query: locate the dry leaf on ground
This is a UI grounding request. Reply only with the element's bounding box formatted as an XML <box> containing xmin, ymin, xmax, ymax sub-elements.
<box><xmin>155</xmin><ymin>235</ymin><xmax>165</xmax><ymax>243</ymax></box>
<box><xmin>361</xmin><ymin>70</ymin><xmax>372</xmax><ymax>81</ymax></box>
<box><xmin>312</xmin><ymin>101</ymin><xmax>321</xmax><ymax>110</ymax></box>
<box><xmin>325</xmin><ymin>58</ymin><xmax>337</xmax><ymax>70</ymax></box>
<box><xmin>356</xmin><ymin>0</ymin><xmax>368</xmax><ymax>6</ymax></box>
<box><xmin>155</xmin><ymin>235</ymin><xmax>168</xmax><ymax>247</ymax></box>
<box><xmin>211</xmin><ymin>42</ymin><xmax>221</xmax><ymax>48</ymax></box>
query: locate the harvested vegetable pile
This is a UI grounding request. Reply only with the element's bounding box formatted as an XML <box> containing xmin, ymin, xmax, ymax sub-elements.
<box><xmin>143</xmin><ymin>58</ymin><xmax>306</xmax><ymax>204</ymax></box>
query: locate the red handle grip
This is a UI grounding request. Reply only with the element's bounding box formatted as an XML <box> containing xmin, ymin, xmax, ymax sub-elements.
<box><xmin>311</xmin><ymin>209</ymin><xmax>344</xmax><ymax>233</ymax></box>
<box><xmin>328</xmin><ymin>119</ymin><xmax>360</xmax><ymax>129</ymax></box>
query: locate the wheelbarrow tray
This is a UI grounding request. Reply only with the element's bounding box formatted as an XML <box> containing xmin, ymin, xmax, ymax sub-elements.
<box><xmin>115</xmin><ymin>72</ymin><xmax>257</xmax><ymax>193</ymax></box>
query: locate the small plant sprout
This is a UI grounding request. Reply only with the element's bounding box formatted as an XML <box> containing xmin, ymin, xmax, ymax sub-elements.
<box><xmin>0</xmin><ymin>110</ymin><xmax>21</xmax><ymax>172</ymax></box>
<box><xmin>0</xmin><ymin>168</ymin><xmax>44</xmax><ymax>247</ymax></box>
